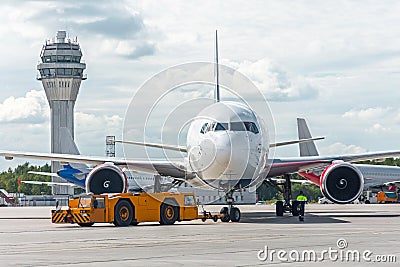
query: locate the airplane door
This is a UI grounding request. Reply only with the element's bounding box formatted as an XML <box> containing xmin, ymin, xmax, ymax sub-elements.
<box><xmin>91</xmin><ymin>197</ymin><xmax>106</xmax><ymax>222</ymax></box>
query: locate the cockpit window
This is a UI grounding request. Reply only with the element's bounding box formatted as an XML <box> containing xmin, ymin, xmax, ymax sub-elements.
<box><xmin>230</xmin><ymin>122</ymin><xmax>246</xmax><ymax>131</ymax></box>
<box><xmin>200</xmin><ymin>123</ymin><xmax>209</xmax><ymax>134</ymax></box>
<box><xmin>244</xmin><ymin>122</ymin><xmax>259</xmax><ymax>134</ymax></box>
<box><xmin>201</xmin><ymin>121</ymin><xmax>259</xmax><ymax>134</ymax></box>
<box><xmin>214</xmin><ymin>123</ymin><xmax>228</xmax><ymax>131</ymax></box>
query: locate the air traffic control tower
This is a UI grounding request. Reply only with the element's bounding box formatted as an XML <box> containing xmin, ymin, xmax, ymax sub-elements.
<box><xmin>37</xmin><ymin>30</ymin><xmax>86</xmax><ymax>195</ymax></box>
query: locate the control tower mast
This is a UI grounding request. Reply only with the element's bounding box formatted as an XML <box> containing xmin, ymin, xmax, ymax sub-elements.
<box><xmin>37</xmin><ymin>30</ymin><xmax>86</xmax><ymax>195</ymax></box>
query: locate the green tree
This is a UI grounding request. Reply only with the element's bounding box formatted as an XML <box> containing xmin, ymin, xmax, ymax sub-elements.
<box><xmin>0</xmin><ymin>162</ymin><xmax>51</xmax><ymax>195</ymax></box>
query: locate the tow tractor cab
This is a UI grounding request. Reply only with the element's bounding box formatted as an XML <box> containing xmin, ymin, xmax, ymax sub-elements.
<box><xmin>52</xmin><ymin>192</ymin><xmax>219</xmax><ymax>227</ymax></box>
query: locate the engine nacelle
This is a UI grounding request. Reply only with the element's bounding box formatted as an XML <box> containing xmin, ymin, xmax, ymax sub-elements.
<box><xmin>320</xmin><ymin>162</ymin><xmax>364</xmax><ymax>204</ymax></box>
<box><xmin>85</xmin><ymin>164</ymin><xmax>128</xmax><ymax>194</ymax></box>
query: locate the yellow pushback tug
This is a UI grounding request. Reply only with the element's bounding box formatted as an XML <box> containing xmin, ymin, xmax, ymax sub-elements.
<box><xmin>52</xmin><ymin>192</ymin><xmax>221</xmax><ymax>227</ymax></box>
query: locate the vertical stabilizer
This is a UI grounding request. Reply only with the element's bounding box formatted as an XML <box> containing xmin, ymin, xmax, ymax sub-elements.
<box><xmin>214</xmin><ymin>30</ymin><xmax>220</xmax><ymax>102</ymax></box>
<box><xmin>60</xmin><ymin>127</ymin><xmax>80</xmax><ymax>155</ymax></box>
<box><xmin>59</xmin><ymin>127</ymin><xmax>88</xmax><ymax>171</ymax></box>
<box><xmin>297</xmin><ymin>118</ymin><xmax>319</xmax><ymax>156</ymax></box>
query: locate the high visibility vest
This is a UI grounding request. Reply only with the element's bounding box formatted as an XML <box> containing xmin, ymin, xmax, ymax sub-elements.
<box><xmin>297</xmin><ymin>195</ymin><xmax>307</xmax><ymax>201</ymax></box>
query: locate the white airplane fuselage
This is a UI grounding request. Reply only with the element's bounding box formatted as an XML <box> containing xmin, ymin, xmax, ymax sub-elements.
<box><xmin>186</xmin><ymin>101</ymin><xmax>269</xmax><ymax>190</ymax></box>
<box><xmin>124</xmin><ymin>171</ymin><xmax>172</xmax><ymax>192</ymax></box>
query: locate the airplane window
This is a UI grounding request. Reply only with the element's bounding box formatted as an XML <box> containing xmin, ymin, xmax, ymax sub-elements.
<box><xmin>214</xmin><ymin>123</ymin><xmax>228</xmax><ymax>131</ymax></box>
<box><xmin>200</xmin><ymin>123</ymin><xmax>209</xmax><ymax>134</ymax></box>
<box><xmin>244</xmin><ymin>122</ymin><xmax>259</xmax><ymax>134</ymax></box>
<box><xmin>230</xmin><ymin>122</ymin><xmax>246</xmax><ymax>131</ymax></box>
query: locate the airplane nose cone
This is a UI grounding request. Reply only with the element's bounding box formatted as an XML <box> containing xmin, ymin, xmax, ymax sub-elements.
<box><xmin>188</xmin><ymin>132</ymin><xmax>256</xmax><ymax>186</ymax></box>
<box><xmin>188</xmin><ymin>139</ymin><xmax>217</xmax><ymax>172</ymax></box>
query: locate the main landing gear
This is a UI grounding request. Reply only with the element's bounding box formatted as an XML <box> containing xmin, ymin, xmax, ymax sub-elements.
<box><xmin>219</xmin><ymin>190</ymin><xmax>241</xmax><ymax>222</ymax></box>
<box><xmin>267</xmin><ymin>174</ymin><xmax>305</xmax><ymax>219</ymax></box>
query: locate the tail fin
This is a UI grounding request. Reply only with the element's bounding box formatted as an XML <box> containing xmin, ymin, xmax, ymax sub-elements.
<box><xmin>297</xmin><ymin>118</ymin><xmax>319</xmax><ymax>156</ymax></box>
<box><xmin>60</xmin><ymin>127</ymin><xmax>80</xmax><ymax>155</ymax></box>
<box><xmin>59</xmin><ymin>127</ymin><xmax>87</xmax><ymax>170</ymax></box>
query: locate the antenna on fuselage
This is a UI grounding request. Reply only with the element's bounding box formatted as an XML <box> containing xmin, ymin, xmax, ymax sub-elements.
<box><xmin>214</xmin><ymin>30</ymin><xmax>220</xmax><ymax>102</ymax></box>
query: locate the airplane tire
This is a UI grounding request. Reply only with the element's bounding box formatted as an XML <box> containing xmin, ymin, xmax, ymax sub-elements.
<box><xmin>220</xmin><ymin>207</ymin><xmax>230</xmax><ymax>222</ymax></box>
<box><xmin>113</xmin><ymin>200</ymin><xmax>133</xmax><ymax>227</ymax></box>
<box><xmin>365</xmin><ymin>200</ymin><xmax>370</xmax><ymax>204</ymax></box>
<box><xmin>213</xmin><ymin>215</ymin><xmax>219</xmax><ymax>222</ymax></box>
<box><xmin>292</xmin><ymin>201</ymin><xmax>300</xmax><ymax>216</ymax></box>
<box><xmin>160</xmin><ymin>203</ymin><xmax>178</xmax><ymax>225</ymax></box>
<box><xmin>230</xmin><ymin>207</ymin><xmax>241</xmax><ymax>222</ymax></box>
<box><xmin>276</xmin><ymin>201</ymin><xmax>284</xmax><ymax>216</ymax></box>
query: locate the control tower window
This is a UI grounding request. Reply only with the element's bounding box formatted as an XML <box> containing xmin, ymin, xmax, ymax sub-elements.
<box><xmin>64</xmin><ymin>55</ymin><xmax>71</xmax><ymax>62</ymax></box>
<box><xmin>65</xmin><ymin>68</ymin><xmax>72</xmax><ymax>75</ymax></box>
<box><xmin>57</xmin><ymin>68</ymin><xmax>65</xmax><ymax>75</ymax></box>
<box><xmin>51</xmin><ymin>56</ymin><xmax>56</xmax><ymax>62</ymax></box>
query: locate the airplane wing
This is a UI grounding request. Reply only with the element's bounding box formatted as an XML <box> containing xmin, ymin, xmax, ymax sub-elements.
<box><xmin>2</xmin><ymin>149</ymin><xmax>400</xmax><ymax>182</ymax></box>
<box><xmin>268</xmin><ymin>150</ymin><xmax>400</xmax><ymax>178</ymax></box>
<box><xmin>266</xmin><ymin>117</ymin><xmax>400</xmax><ymax>178</ymax></box>
<box><xmin>0</xmin><ymin>150</ymin><xmax>191</xmax><ymax>179</ymax></box>
<box><xmin>21</xmin><ymin>180</ymin><xmax>77</xmax><ymax>187</ymax></box>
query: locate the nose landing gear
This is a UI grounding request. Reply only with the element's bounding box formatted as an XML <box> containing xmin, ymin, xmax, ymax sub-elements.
<box><xmin>219</xmin><ymin>190</ymin><xmax>241</xmax><ymax>222</ymax></box>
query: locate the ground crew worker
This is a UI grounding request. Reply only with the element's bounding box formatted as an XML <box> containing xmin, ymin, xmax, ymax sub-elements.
<box><xmin>296</xmin><ymin>191</ymin><xmax>308</xmax><ymax>221</ymax></box>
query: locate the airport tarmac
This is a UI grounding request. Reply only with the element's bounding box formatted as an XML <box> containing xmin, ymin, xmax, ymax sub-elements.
<box><xmin>0</xmin><ymin>204</ymin><xmax>399</xmax><ymax>266</ymax></box>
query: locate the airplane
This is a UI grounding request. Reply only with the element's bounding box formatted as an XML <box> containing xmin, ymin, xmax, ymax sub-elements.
<box><xmin>2</xmin><ymin>32</ymin><xmax>400</xmax><ymax>222</ymax></box>
<box><xmin>296</xmin><ymin>118</ymin><xmax>400</xmax><ymax>194</ymax></box>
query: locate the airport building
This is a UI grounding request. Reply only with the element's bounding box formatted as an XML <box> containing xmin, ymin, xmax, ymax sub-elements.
<box><xmin>37</xmin><ymin>31</ymin><xmax>86</xmax><ymax>195</ymax></box>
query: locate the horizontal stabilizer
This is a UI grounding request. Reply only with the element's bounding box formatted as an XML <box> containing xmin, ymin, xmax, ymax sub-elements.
<box><xmin>21</xmin><ymin>180</ymin><xmax>77</xmax><ymax>187</ymax></box>
<box><xmin>270</xmin><ymin>137</ymin><xmax>324</xmax><ymax>148</ymax></box>
<box><xmin>28</xmin><ymin>171</ymin><xmax>60</xmax><ymax>177</ymax></box>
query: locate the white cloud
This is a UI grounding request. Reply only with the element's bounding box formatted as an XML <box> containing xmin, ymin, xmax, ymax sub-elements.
<box><xmin>320</xmin><ymin>142</ymin><xmax>367</xmax><ymax>156</ymax></box>
<box><xmin>225</xmin><ymin>58</ymin><xmax>318</xmax><ymax>101</ymax></box>
<box><xmin>0</xmin><ymin>90</ymin><xmax>49</xmax><ymax>123</ymax></box>
<box><xmin>343</xmin><ymin>107</ymin><xmax>391</xmax><ymax>120</ymax></box>
<box><xmin>76</xmin><ymin>112</ymin><xmax>123</xmax><ymax>133</ymax></box>
<box><xmin>365</xmin><ymin>123</ymin><xmax>391</xmax><ymax>133</ymax></box>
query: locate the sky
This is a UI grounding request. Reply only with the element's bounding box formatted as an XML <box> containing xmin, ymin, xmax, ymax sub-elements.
<box><xmin>1</xmin><ymin>0</ymin><xmax>400</xmax><ymax>170</ymax></box>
